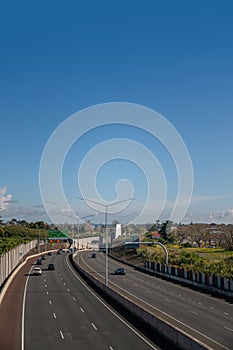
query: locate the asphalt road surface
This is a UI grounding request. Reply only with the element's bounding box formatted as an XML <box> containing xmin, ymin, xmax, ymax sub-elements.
<box><xmin>77</xmin><ymin>250</ymin><xmax>233</xmax><ymax>350</ymax></box>
<box><xmin>23</xmin><ymin>252</ymin><xmax>169</xmax><ymax>350</ymax></box>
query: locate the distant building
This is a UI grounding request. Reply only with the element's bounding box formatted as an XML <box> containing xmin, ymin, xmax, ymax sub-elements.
<box><xmin>115</xmin><ymin>224</ymin><xmax>122</xmax><ymax>238</ymax></box>
<box><xmin>151</xmin><ymin>231</ymin><xmax>161</xmax><ymax>239</ymax></box>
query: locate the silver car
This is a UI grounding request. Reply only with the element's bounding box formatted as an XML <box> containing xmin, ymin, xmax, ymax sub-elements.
<box><xmin>33</xmin><ymin>267</ymin><xmax>42</xmax><ymax>276</ymax></box>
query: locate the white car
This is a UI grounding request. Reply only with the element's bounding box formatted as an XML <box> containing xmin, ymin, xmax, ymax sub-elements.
<box><xmin>33</xmin><ymin>267</ymin><xmax>42</xmax><ymax>276</ymax></box>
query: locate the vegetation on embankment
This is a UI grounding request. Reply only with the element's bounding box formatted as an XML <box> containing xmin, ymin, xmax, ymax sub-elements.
<box><xmin>111</xmin><ymin>245</ymin><xmax>233</xmax><ymax>279</ymax></box>
<box><xmin>0</xmin><ymin>225</ymin><xmax>48</xmax><ymax>255</ymax></box>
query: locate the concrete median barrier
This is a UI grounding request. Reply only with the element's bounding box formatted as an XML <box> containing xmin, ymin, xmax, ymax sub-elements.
<box><xmin>70</xmin><ymin>254</ymin><xmax>214</xmax><ymax>350</ymax></box>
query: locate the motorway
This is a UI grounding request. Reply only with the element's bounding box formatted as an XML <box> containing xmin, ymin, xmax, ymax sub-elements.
<box><xmin>77</xmin><ymin>250</ymin><xmax>233</xmax><ymax>350</ymax></box>
<box><xmin>23</xmin><ymin>252</ymin><xmax>174</xmax><ymax>350</ymax></box>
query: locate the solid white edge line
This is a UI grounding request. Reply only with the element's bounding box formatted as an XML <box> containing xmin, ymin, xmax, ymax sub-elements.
<box><xmin>0</xmin><ymin>252</ymin><xmax>43</xmax><ymax>307</ymax></box>
<box><xmin>78</xmin><ymin>251</ymin><xmax>231</xmax><ymax>350</ymax></box>
<box><xmin>21</xmin><ymin>265</ymin><xmax>33</xmax><ymax>350</ymax></box>
<box><xmin>65</xmin><ymin>254</ymin><xmax>159</xmax><ymax>350</ymax></box>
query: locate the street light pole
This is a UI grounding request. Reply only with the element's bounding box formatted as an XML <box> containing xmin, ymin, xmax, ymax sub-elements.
<box><xmin>38</xmin><ymin>227</ymin><xmax>40</xmax><ymax>254</ymax></box>
<box><xmin>105</xmin><ymin>205</ymin><xmax>108</xmax><ymax>286</ymax></box>
<box><xmin>77</xmin><ymin>197</ymin><xmax>133</xmax><ymax>287</ymax></box>
<box><xmin>76</xmin><ymin>213</ymin><xmax>94</xmax><ymax>264</ymax></box>
<box><xmin>62</xmin><ymin>213</ymin><xmax>94</xmax><ymax>255</ymax></box>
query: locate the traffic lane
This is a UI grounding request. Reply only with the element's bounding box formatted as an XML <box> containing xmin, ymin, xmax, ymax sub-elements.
<box><xmin>26</xmin><ymin>256</ymin><xmax>109</xmax><ymax>350</ymax></box>
<box><xmin>51</xmin><ymin>253</ymin><xmax>163</xmax><ymax>350</ymax></box>
<box><xmin>25</xmin><ymin>267</ymin><xmax>61</xmax><ymax>350</ymax></box>
<box><xmin>26</xmin><ymin>255</ymin><xmax>103</xmax><ymax>350</ymax></box>
<box><xmin>79</xmin><ymin>251</ymin><xmax>233</xmax><ymax>350</ymax></box>
<box><xmin>56</xmin><ymin>253</ymin><xmax>162</xmax><ymax>350</ymax></box>
<box><xmin>83</xmin><ymin>250</ymin><xmax>232</xmax><ymax>317</ymax></box>
<box><xmin>25</xmin><ymin>252</ymin><xmax>160</xmax><ymax>350</ymax></box>
<box><xmin>111</xmin><ymin>265</ymin><xmax>233</xmax><ymax>341</ymax></box>
<box><xmin>84</xmin><ymin>251</ymin><xmax>233</xmax><ymax>349</ymax></box>
<box><xmin>0</xmin><ymin>256</ymin><xmax>38</xmax><ymax>350</ymax></box>
<box><xmin>110</xmin><ymin>270</ymin><xmax>233</xmax><ymax>337</ymax></box>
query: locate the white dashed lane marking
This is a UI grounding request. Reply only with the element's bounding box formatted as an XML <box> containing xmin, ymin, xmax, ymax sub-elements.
<box><xmin>60</xmin><ymin>330</ymin><xmax>64</xmax><ymax>339</ymax></box>
<box><xmin>224</xmin><ymin>326</ymin><xmax>233</xmax><ymax>332</ymax></box>
<box><xmin>188</xmin><ymin>310</ymin><xmax>199</xmax><ymax>316</ymax></box>
<box><xmin>91</xmin><ymin>322</ymin><xmax>98</xmax><ymax>331</ymax></box>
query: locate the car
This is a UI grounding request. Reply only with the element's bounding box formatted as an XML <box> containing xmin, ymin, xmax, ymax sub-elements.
<box><xmin>48</xmin><ymin>263</ymin><xmax>55</xmax><ymax>270</ymax></box>
<box><xmin>33</xmin><ymin>267</ymin><xmax>42</xmax><ymax>276</ymax></box>
<box><xmin>41</xmin><ymin>254</ymin><xmax>46</xmax><ymax>260</ymax></box>
<box><xmin>91</xmin><ymin>253</ymin><xmax>96</xmax><ymax>258</ymax></box>
<box><xmin>114</xmin><ymin>268</ymin><xmax>126</xmax><ymax>275</ymax></box>
<box><xmin>47</xmin><ymin>252</ymin><xmax>52</xmax><ymax>256</ymax></box>
<box><xmin>57</xmin><ymin>250</ymin><xmax>61</xmax><ymax>255</ymax></box>
<box><xmin>35</xmin><ymin>258</ymin><xmax>42</xmax><ymax>265</ymax></box>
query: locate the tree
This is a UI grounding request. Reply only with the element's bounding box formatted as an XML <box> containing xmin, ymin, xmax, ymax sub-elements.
<box><xmin>0</xmin><ymin>216</ymin><xmax>4</xmax><ymax>225</ymax></box>
<box><xmin>9</xmin><ymin>218</ymin><xmax>18</xmax><ymax>225</ymax></box>
<box><xmin>29</xmin><ymin>222</ymin><xmax>36</xmax><ymax>229</ymax></box>
<box><xmin>159</xmin><ymin>221</ymin><xmax>168</xmax><ymax>240</ymax></box>
<box><xmin>222</xmin><ymin>227</ymin><xmax>233</xmax><ymax>250</ymax></box>
<box><xmin>149</xmin><ymin>221</ymin><xmax>161</xmax><ymax>232</ymax></box>
<box><xmin>0</xmin><ymin>226</ymin><xmax>5</xmax><ymax>237</ymax></box>
<box><xmin>35</xmin><ymin>221</ymin><xmax>45</xmax><ymax>229</ymax></box>
<box><xmin>112</xmin><ymin>220</ymin><xmax>119</xmax><ymax>226</ymax></box>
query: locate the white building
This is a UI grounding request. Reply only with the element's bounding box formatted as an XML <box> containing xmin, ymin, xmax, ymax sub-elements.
<box><xmin>115</xmin><ymin>224</ymin><xmax>122</xmax><ymax>238</ymax></box>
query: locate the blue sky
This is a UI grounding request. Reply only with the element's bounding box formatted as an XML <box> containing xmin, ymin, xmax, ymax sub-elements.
<box><xmin>1</xmin><ymin>1</ymin><xmax>233</xmax><ymax>224</ymax></box>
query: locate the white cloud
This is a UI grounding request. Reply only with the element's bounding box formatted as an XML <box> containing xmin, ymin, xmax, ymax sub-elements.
<box><xmin>190</xmin><ymin>195</ymin><xmax>225</xmax><ymax>203</ymax></box>
<box><xmin>0</xmin><ymin>186</ymin><xmax>13</xmax><ymax>211</ymax></box>
<box><xmin>206</xmin><ymin>209</ymin><xmax>233</xmax><ymax>223</ymax></box>
<box><xmin>180</xmin><ymin>208</ymin><xmax>233</xmax><ymax>224</ymax></box>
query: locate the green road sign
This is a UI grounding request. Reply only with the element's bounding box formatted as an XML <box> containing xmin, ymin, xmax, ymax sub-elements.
<box><xmin>49</xmin><ymin>229</ymin><xmax>68</xmax><ymax>239</ymax></box>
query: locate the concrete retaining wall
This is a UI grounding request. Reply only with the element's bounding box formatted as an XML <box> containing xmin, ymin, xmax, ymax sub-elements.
<box><xmin>70</xmin><ymin>254</ymin><xmax>212</xmax><ymax>350</ymax></box>
<box><xmin>108</xmin><ymin>253</ymin><xmax>233</xmax><ymax>298</ymax></box>
<box><xmin>0</xmin><ymin>240</ymin><xmax>37</xmax><ymax>288</ymax></box>
<box><xmin>144</xmin><ymin>261</ymin><xmax>233</xmax><ymax>298</ymax></box>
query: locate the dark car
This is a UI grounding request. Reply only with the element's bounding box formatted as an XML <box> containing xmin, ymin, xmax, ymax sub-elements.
<box><xmin>91</xmin><ymin>253</ymin><xmax>96</xmax><ymax>258</ymax></box>
<box><xmin>41</xmin><ymin>254</ymin><xmax>46</xmax><ymax>260</ymax></box>
<box><xmin>36</xmin><ymin>258</ymin><xmax>42</xmax><ymax>265</ymax></box>
<box><xmin>114</xmin><ymin>268</ymin><xmax>126</xmax><ymax>275</ymax></box>
<box><xmin>48</xmin><ymin>263</ymin><xmax>55</xmax><ymax>270</ymax></box>
<box><xmin>47</xmin><ymin>252</ymin><xmax>52</xmax><ymax>256</ymax></box>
